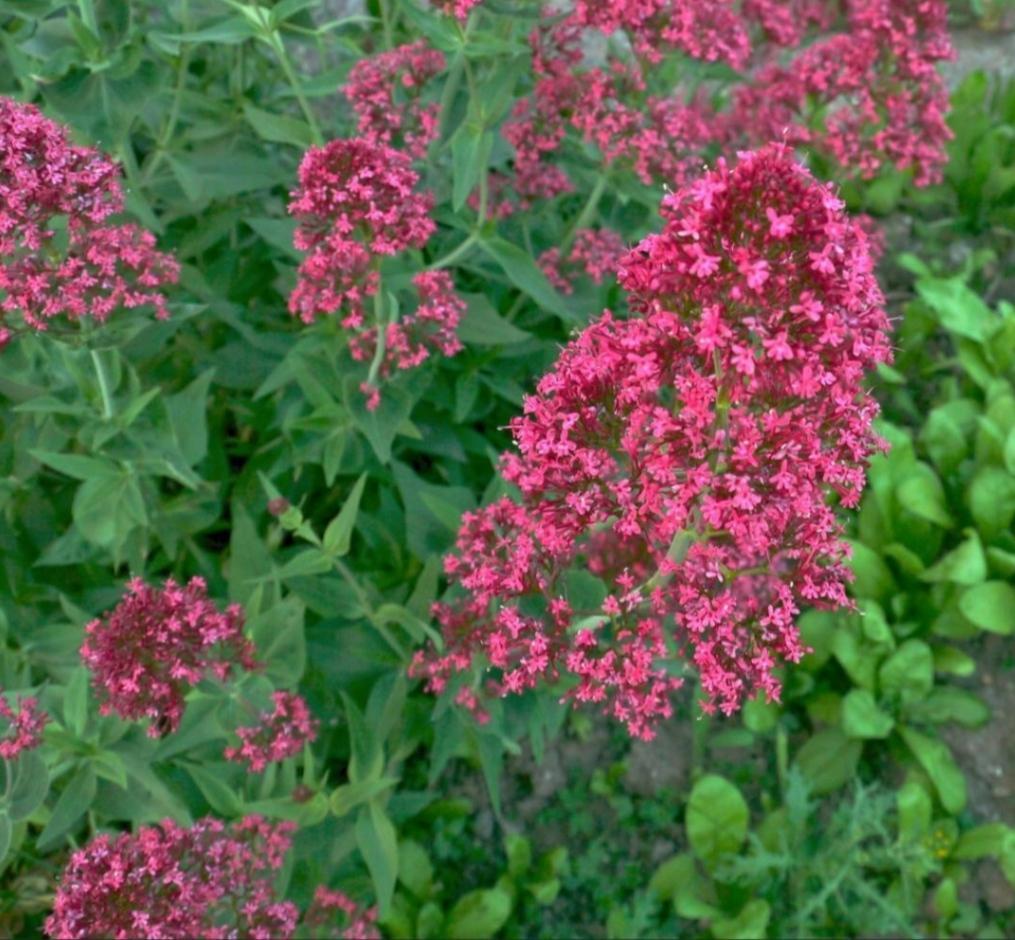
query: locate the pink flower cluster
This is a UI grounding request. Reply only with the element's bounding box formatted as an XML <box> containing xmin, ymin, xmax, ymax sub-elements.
<box><xmin>430</xmin><ymin>0</ymin><xmax>481</xmax><ymax>21</ymax></box>
<box><xmin>412</xmin><ymin>145</ymin><xmax>891</xmax><ymax>738</ymax></box>
<box><xmin>345</xmin><ymin>41</ymin><xmax>445</xmax><ymax>160</ymax></box>
<box><xmin>81</xmin><ymin>577</ymin><xmax>258</xmax><ymax>737</ymax></box>
<box><xmin>288</xmin><ymin>138</ymin><xmax>465</xmax><ymax>407</ymax></box>
<box><xmin>305</xmin><ymin>888</ymin><xmax>380</xmax><ymax>940</ymax></box>
<box><xmin>44</xmin><ymin>816</ymin><xmax>297</xmax><ymax>939</ymax></box>
<box><xmin>504</xmin><ymin>0</ymin><xmax>952</xmax><ymax>204</ymax></box>
<box><xmin>225</xmin><ymin>691</ymin><xmax>319</xmax><ymax>773</ymax></box>
<box><xmin>0</xmin><ymin>689</ymin><xmax>47</xmax><ymax>760</ymax></box>
<box><xmin>0</xmin><ymin>97</ymin><xmax>178</xmax><ymax>344</ymax></box>
<box><xmin>539</xmin><ymin>228</ymin><xmax>627</xmax><ymax>295</ymax></box>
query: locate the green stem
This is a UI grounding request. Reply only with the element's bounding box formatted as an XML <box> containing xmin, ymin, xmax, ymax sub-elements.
<box><xmin>775</xmin><ymin>723</ymin><xmax>789</xmax><ymax>799</ymax></box>
<box><xmin>270</xmin><ymin>35</ymin><xmax>324</xmax><ymax>145</ymax></box>
<box><xmin>378</xmin><ymin>0</ymin><xmax>394</xmax><ymax>48</ymax></box>
<box><xmin>560</xmin><ymin>173</ymin><xmax>608</xmax><ymax>256</ymax></box>
<box><xmin>91</xmin><ymin>350</ymin><xmax>114</xmax><ymax>420</ymax></box>
<box><xmin>141</xmin><ymin>3</ymin><xmax>191</xmax><ymax>187</ymax></box>
<box><xmin>428</xmin><ymin>230</ymin><xmax>480</xmax><ymax>271</ymax></box>
<box><xmin>690</xmin><ymin>679</ymin><xmax>710</xmax><ymax>779</ymax></box>
<box><xmin>333</xmin><ymin>558</ymin><xmax>408</xmax><ymax>661</ymax></box>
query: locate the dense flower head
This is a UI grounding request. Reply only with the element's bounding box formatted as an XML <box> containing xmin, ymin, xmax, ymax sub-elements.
<box><xmin>413</xmin><ymin>145</ymin><xmax>891</xmax><ymax>736</ymax></box>
<box><xmin>0</xmin><ymin>690</ymin><xmax>47</xmax><ymax>760</ymax></box>
<box><xmin>0</xmin><ymin>97</ymin><xmax>178</xmax><ymax>338</ymax></box>
<box><xmin>305</xmin><ymin>888</ymin><xmax>380</xmax><ymax>940</ymax></box>
<box><xmin>225</xmin><ymin>691</ymin><xmax>318</xmax><ymax>773</ymax></box>
<box><xmin>345</xmin><ymin>42</ymin><xmax>446</xmax><ymax>160</ymax></box>
<box><xmin>540</xmin><ymin>228</ymin><xmax>627</xmax><ymax>295</ymax></box>
<box><xmin>288</xmin><ymin>138</ymin><xmax>435</xmax><ymax>326</ymax></box>
<box><xmin>81</xmin><ymin>577</ymin><xmax>258</xmax><ymax>737</ymax></box>
<box><xmin>504</xmin><ymin>0</ymin><xmax>952</xmax><ymax>203</ymax></box>
<box><xmin>44</xmin><ymin>815</ymin><xmax>297</xmax><ymax>939</ymax></box>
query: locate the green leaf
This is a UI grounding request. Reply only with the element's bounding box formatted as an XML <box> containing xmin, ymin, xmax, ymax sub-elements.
<box><xmin>324</xmin><ymin>473</ymin><xmax>367</xmax><ymax>557</ymax></box>
<box><xmin>457</xmin><ymin>294</ymin><xmax>533</xmax><ymax>345</ymax></box>
<box><xmin>685</xmin><ymin>775</ymin><xmax>749</xmax><ymax>868</ymax></box>
<box><xmin>445</xmin><ymin>888</ymin><xmax>513</xmax><ymax>940</ymax></box>
<box><xmin>896</xmin><ymin>464</ymin><xmax>954</xmax><ymax>528</ymax></box>
<box><xmin>343</xmin><ymin>694</ymin><xmax>383</xmax><ymax>784</ymax></box>
<box><xmin>187</xmin><ymin>764</ymin><xmax>242</xmax><ymax>816</ymax></box>
<box><xmin>248</xmin><ymin>598</ymin><xmax>306</xmax><ymax>686</ymax></box>
<box><xmin>63</xmin><ymin>667</ymin><xmax>90</xmax><ymax>739</ymax></box>
<box><xmin>879</xmin><ymin>639</ymin><xmax>934</xmax><ymax>705</ymax></box>
<box><xmin>0</xmin><ymin>814</ymin><xmax>10</xmax><ymax>865</ymax></box>
<box><xmin>916</xmin><ymin>276</ymin><xmax>996</xmax><ymax>341</ymax></box>
<box><xmin>953</xmin><ymin>823</ymin><xmax>1013</xmax><ymax>860</ymax></box>
<box><xmin>451</xmin><ymin>126</ymin><xmax>493</xmax><ymax>211</ymax></box>
<box><xmin>907</xmin><ymin>687</ymin><xmax>990</xmax><ymax>728</ymax></box>
<box><xmin>711</xmin><ymin>899</ymin><xmax>771</xmax><ymax>940</ymax></box>
<box><xmin>846</xmin><ymin>540</ymin><xmax>895</xmax><ymax>600</ymax></box>
<box><xmin>30</xmin><ymin>450</ymin><xmax>119</xmax><ymax>481</ymax></box>
<box><xmin>957</xmin><ymin>581</ymin><xmax>1015</xmax><ymax>634</ymax></box>
<box><xmin>348</xmin><ymin>378</ymin><xmax>420</xmax><ymax>463</ymax></box>
<box><xmin>165</xmin><ymin>369</ymin><xmax>215</xmax><ymax>466</ymax></box>
<box><xmin>398</xmin><ymin>838</ymin><xmax>434</xmax><ymax>898</ymax></box>
<box><xmin>506</xmin><ymin>833</ymin><xmax>532</xmax><ymax>879</ymax></box>
<box><xmin>898</xmin><ymin>726</ymin><xmax>967</xmax><ymax>814</ymax></box>
<box><xmin>967</xmin><ymin>467</ymin><xmax>1015</xmax><ymax>542</ymax></box>
<box><xmin>356</xmin><ymin>801</ymin><xmax>399</xmax><ymax>918</ymax></box>
<box><xmin>794</xmin><ymin>728</ymin><xmax>862</xmax><ymax>795</ymax></box>
<box><xmin>897</xmin><ymin>780</ymin><xmax>932</xmax><ymax>841</ymax></box>
<box><xmin>480</xmin><ymin>237</ymin><xmax>575</xmax><ymax>323</ymax></box>
<box><xmin>841</xmin><ymin>689</ymin><xmax>894</xmax><ymax>739</ymax></box>
<box><xmin>920</xmin><ymin>530</ymin><xmax>987</xmax><ymax>585</ymax></box>
<box><xmin>242</xmin><ymin>101</ymin><xmax>314</xmax><ymax>148</ymax></box>
<box><xmin>933</xmin><ymin>645</ymin><xmax>976</xmax><ymax>677</ymax></box>
<box><xmin>38</xmin><ymin>765</ymin><xmax>96</xmax><ymax>851</ymax></box>
<box><xmin>7</xmin><ymin>751</ymin><xmax>50</xmax><ymax>822</ymax></box>
<box><xmin>330</xmin><ymin>776</ymin><xmax>400</xmax><ymax>817</ymax></box>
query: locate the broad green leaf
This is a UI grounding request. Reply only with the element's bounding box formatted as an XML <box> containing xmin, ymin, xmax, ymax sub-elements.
<box><xmin>920</xmin><ymin>530</ymin><xmax>987</xmax><ymax>585</ymax></box>
<box><xmin>898</xmin><ymin>726</ymin><xmax>966</xmax><ymax>814</ymax></box>
<box><xmin>841</xmin><ymin>689</ymin><xmax>894</xmax><ymax>739</ymax></box>
<box><xmin>30</xmin><ymin>451</ymin><xmax>119</xmax><ymax>481</ymax></box>
<box><xmin>330</xmin><ymin>776</ymin><xmax>400</xmax><ymax>817</ymax></box>
<box><xmin>457</xmin><ymin>294</ymin><xmax>533</xmax><ymax>345</ymax></box>
<box><xmin>356</xmin><ymin>801</ymin><xmax>399</xmax><ymax>918</ymax></box>
<box><xmin>187</xmin><ymin>764</ymin><xmax>242</xmax><ymax>817</ymax></box>
<box><xmin>242</xmin><ymin>101</ymin><xmax>314</xmax><ymax>148</ymax></box>
<box><xmin>958</xmin><ymin>581</ymin><xmax>1015</xmax><ymax>634</ymax></box>
<box><xmin>897</xmin><ymin>780</ymin><xmax>932</xmax><ymax>840</ymax></box>
<box><xmin>878</xmin><ymin>639</ymin><xmax>934</xmax><ymax>705</ymax></box>
<box><xmin>38</xmin><ymin>765</ymin><xmax>96</xmax><ymax>851</ymax></box>
<box><xmin>343</xmin><ymin>694</ymin><xmax>383</xmax><ymax>784</ymax></box>
<box><xmin>248</xmin><ymin>598</ymin><xmax>306</xmax><ymax>686</ymax></box>
<box><xmin>451</xmin><ymin>126</ymin><xmax>493</xmax><ymax>210</ymax></box>
<box><xmin>324</xmin><ymin>473</ymin><xmax>367</xmax><ymax>557</ymax></box>
<box><xmin>967</xmin><ymin>467</ymin><xmax>1015</xmax><ymax>542</ymax></box>
<box><xmin>794</xmin><ymin>728</ymin><xmax>862</xmax><ymax>795</ymax></box>
<box><xmin>896</xmin><ymin>464</ymin><xmax>954</xmax><ymax>527</ymax></box>
<box><xmin>953</xmin><ymin>823</ymin><xmax>1013</xmax><ymax>860</ymax></box>
<box><xmin>506</xmin><ymin>833</ymin><xmax>532</xmax><ymax>879</ymax></box>
<box><xmin>445</xmin><ymin>888</ymin><xmax>512</xmax><ymax>940</ymax></box>
<box><xmin>685</xmin><ymin>775</ymin><xmax>749</xmax><ymax>868</ymax></box>
<box><xmin>480</xmin><ymin>237</ymin><xmax>575</xmax><ymax>323</ymax></box>
<box><xmin>165</xmin><ymin>369</ymin><xmax>215</xmax><ymax>465</ymax></box>
<box><xmin>398</xmin><ymin>838</ymin><xmax>434</xmax><ymax>898</ymax></box>
<box><xmin>916</xmin><ymin>276</ymin><xmax>996</xmax><ymax>341</ymax></box>
<box><xmin>907</xmin><ymin>687</ymin><xmax>990</xmax><ymax>728</ymax></box>
<box><xmin>846</xmin><ymin>539</ymin><xmax>895</xmax><ymax>600</ymax></box>
<box><xmin>711</xmin><ymin>899</ymin><xmax>771</xmax><ymax>940</ymax></box>
<box><xmin>8</xmin><ymin>751</ymin><xmax>50</xmax><ymax>822</ymax></box>
<box><xmin>63</xmin><ymin>667</ymin><xmax>90</xmax><ymax>739</ymax></box>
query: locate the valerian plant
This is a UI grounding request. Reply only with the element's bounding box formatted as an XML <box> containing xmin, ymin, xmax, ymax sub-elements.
<box><xmin>0</xmin><ymin>0</ymin><xmax>1009</xmax><ymax>936</ymax></box>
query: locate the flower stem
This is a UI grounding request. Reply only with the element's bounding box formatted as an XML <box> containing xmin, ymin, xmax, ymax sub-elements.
<box><xmin>269</xmin><ymin>34</ymin><xmax>324</xmax><ymax>146</ymax></box>
<box><xmin>560</xmin><ymin>173</ymin><xmax>608</xmax><ymax>257</ymax></box>
<box><xmin>366</xmin><ymin>286</ymin><xmax>389</xmax><ymax>386</ymax></box>
<box><xmin>428</xmin><ymin>230</ymin><xmax>480</xmax><ymax>271</ymax></box>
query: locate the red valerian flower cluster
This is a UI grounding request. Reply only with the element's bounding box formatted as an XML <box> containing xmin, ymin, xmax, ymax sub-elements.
<box><xmin>412</xmin><ymin>145</ymin><xmax>891</xmax><ymax>739</ymax></box>
<box><xmin>345</xmin><ymin>41</ymin><xmax>446</xmax><ymax>160</ymax></box>
<box><xmin>225</xmin><ymin>691</ymin><xmax>319</xmax><ymax>773</ymax></box>
<box><xmin>44</xmin><ymin>816</ymin><xmax>297</xmax><ymax>939</ymax></box>
<box><xmin>81</xmin><ymin>577</ymin><xmax>258</xmax><ymax>737</ymax></box>
<box><xmin>539</xmin><ymin>228</ymin><xmax>627</xmax><ymax>295</ymax></box>
<box><xmin>0</xmin><ymin>689</ymin><xmax>47</xmax><ymax>760</ymax></box>
<box><xmin>305</xmin><ymin>888</ymin><xmax>380</xmax><ymax>940</ymax></box>
<box><xmin>289</xmin><ymin>138</ymin><xmax>465</xmax><ymax>407</ymax></box>
<box><xmin>504</xmin><ymin>0</ymin><xmax>952</xmax><ymax>206</ymax></box>
<box><xmin>0</xmin><ymin>97</ymin><xmax>178</xmax><ymax>346</ymax></box>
